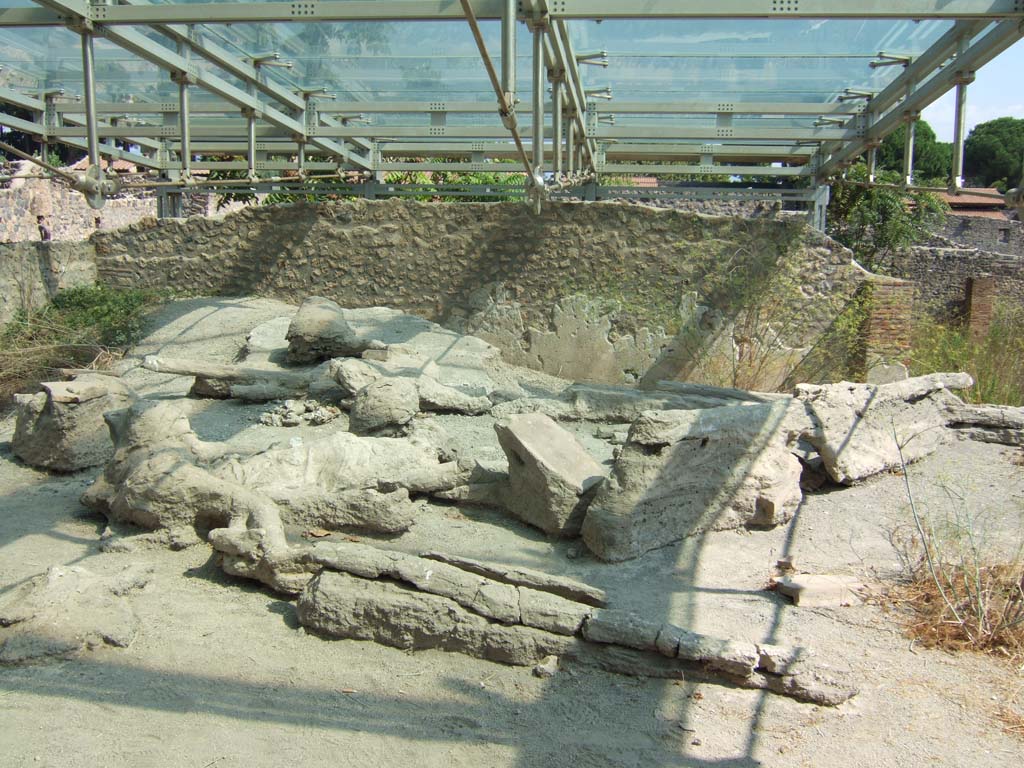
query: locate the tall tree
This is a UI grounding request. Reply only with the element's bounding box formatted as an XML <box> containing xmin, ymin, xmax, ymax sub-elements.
<box><xmin>875</xmin><ymin>120</ymin><xmax>952</xmax><ymax>182</ymax></box>
<box><xmin>964</xmin><ymin>116</ymin><xmax>1024</xmax><ymax>190</ymax></box>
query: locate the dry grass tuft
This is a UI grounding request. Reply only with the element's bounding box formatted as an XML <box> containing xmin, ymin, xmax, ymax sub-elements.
<box><xmin>0</xmin><ymin>285</ymin><xmax>166</xmax><ymax>404</ymax></box>
<box><xmin>888</xmin><ymin>429</ymin><xmax>1024</xmax><ymax>735</ymax></box>
<box><xmin>888</xmin><ymin>544</ymin><xmax>1024</xmax><ymax>662</ymax></box>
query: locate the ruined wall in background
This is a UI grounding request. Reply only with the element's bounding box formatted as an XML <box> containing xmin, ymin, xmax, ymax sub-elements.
<box><xmin>0</xmin><ymin>165</ymin><xmax>156</xmax><ymax>243</ymax></box>
<box><xmin>91</xmin><ymin>199</ymin><xmax>869</xmax><ymax>386</ymax></box>
<box><xmin>928</xmin><ymin>214</ymin><xmax>1024</xmax><ymax>257</ymax></box>
<box><xmin>0</xmin><ymin>240</ymin><xmax>98</xmax><ymax>324</ymax></box>
<box><xmin>0</xmin><ymin>163</ymin><xmax>237</xmax><ymax>244</ymax></box>
<box><xmin>885</xmin><ymin>245</ymin><xmax>1024</xmax><ymax>315</ymax></box>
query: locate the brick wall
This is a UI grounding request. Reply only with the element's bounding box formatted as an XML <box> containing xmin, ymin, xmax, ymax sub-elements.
<box><xmin>965</xmin><ymin>276</ymin><xmax>998</xmax><ymax>342</ymax></box>
<box><xmin>861</xmin><ymin>278</ymin><xmax>916</xmax><ymax>365</ymax></box>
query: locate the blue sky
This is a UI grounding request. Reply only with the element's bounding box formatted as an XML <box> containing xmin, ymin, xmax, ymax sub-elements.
<box><xmin>922</xmin><ymin>38</ymin><xmax>1024</xmax><ymax>141</ymax></box>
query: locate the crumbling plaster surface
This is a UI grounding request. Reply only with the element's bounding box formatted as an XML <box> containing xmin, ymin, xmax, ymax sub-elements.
<box><xmin>88</xmin><ymin>200</ymin><xmax>869</xmax><ymax>385</ymax></box>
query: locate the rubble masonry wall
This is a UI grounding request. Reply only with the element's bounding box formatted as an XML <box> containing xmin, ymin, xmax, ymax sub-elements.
<box><xmin>87</xmin><ymin>199</ymin><xmax>866</xmax><ymax>384</ymax></box>
<box><xmin>930</xmin><ymin>214</ymin><xmax>1024</xmax><ymax>257</ymax></box>
<box><xmin>885</xmin><ymin>245</ymin><xmax>1024</xmax><ymax>315</ymax></box>
<box><xmin>0</xmin><ymin>240</ymin><xmax>98</xmax><ymax>324</ymax></box>
<box><xmin>0</xmin><ymin>171</ymin><xmax>156</xmax><ymax>243</ymax></box>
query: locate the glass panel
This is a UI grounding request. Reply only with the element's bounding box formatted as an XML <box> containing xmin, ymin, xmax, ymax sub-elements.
<box><xmin>569</xmin><ymin>19</ymin><xmax>955</xmax><ymax>103</ymax></box>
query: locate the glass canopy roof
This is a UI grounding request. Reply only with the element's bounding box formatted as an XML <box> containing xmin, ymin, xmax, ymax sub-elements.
<box><xmin>0</xmin><ymin>0</ymin><xmax>1021</xmax><ymax>198</ymax></box>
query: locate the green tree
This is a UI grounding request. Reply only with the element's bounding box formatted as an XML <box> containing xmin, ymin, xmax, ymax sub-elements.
<box><xmin>875</xmin><ymin>120</ymin><xmax>952</xmax><ymax>183</ymax></box>
<box><xmin>964</xmin><ymin>116</ymin><xmax>1024</xmax><ymax>190</ymax></box>
<box><xmin>828</xmin><ymin>164</ymin><xmax>948</xmax><ymax>269</ymax></box>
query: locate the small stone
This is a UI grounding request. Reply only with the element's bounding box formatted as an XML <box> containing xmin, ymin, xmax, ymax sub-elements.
<box><xmin>532</xmin><ymin>655</ymin><xmax>559</xmax><ymax>678</ymax></box>
<box><xmin>775</xmin><ymin>573</ymin><xmax>871</xmax><ymax>608</ymax></box>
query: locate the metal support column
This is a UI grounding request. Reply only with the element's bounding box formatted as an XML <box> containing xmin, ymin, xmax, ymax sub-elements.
<box><xmin>531</xmin><ymin>23</ymin><xmax>544</xmax><ymax>174</ymax></box>
<box><xmin>80</xmin><ymin>30</ymin><xmax>100</xmax><ymax>169</ymax></box>
<box><xmin>552</xmin><ymin>80</ymin><xmax>562</xmax><ymax>176</ymax></box>
<box><xmin>812</xmin><ymin>184</ymin><xmax>830</xmax><ymax>232</ymax></box>
<box><xmin>176</xmin><ymin>39</ymin><xmax>192</xmax><ymax>179</ymax></box>
<box><xmin>246</xmin><ymin>111</ymin><xmax>257</xmax><ymax>178</ymax></box>
<box><xmin>902</xmin><ymin>116</ymin><xmax>916</xmax><ymax>187</ymax></box>
<box><xmin>566</xmin><ymin>119</ymin><xmax>574</xmax><ymax>174</ymax></box>
<box><xmin>950</xmin><ymin>65</ymin><xmax>974</xmax><ymax>189</ymax></box>
<box><xmin>501</xmin><ymin>0</ymin><xmax>516</xmax><ymax>101</ymax></box>
<box><xmin>866</xmin><ymin>147</ymin><xmax>877</xmax><ymax>182</ymax></box>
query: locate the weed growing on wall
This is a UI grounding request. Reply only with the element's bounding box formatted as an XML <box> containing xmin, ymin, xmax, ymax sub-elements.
<box><xmin>828</xmin><ymin>164</ymin><xmax>948</xmax><ymax>270</ymax></box>
<box><xmin>0</xmin><ymin>284</ymin><xmax>168</xmax><ymax>403</ymax></box>
<box><xmin>909</xmin><ymin>299</ymin><xmax>1024</xmax><ymax>406</ymax></box>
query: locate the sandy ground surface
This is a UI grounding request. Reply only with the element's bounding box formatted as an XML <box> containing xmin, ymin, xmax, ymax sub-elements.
<box><xmin>1</xmin><ymin>297</ymin><xmax>1022</xmax><ymax>768</ymax></box>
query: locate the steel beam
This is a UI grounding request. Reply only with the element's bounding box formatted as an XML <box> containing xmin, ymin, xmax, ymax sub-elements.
<box><xmin>374</xmin><ymin>140</ymin><xmax>816</xmax><ymax>161</ymax></box>
<box><xmin>0</xmin><ymin>86</ymin><xmax>46</xmax><ymax>112</ymax></box>
<box><xmin>273</xmin><ymin>124</ymin><xmax>855</xmax><ymax>141</ymax></box>
<box><xmin>79</xmin><ymin>30</ymin><xmax>100</xmax><ymax>168</ymax></box>
<box><xmin>22</xmin><ymin>0</ymin><xmax>1020</xmax><ymax>25</ymax></box>
<box><xmin>600</xmin><ymin>163</ymin><xmax>810</xmax><ymax>177</ymax></box>
<box><xmin>0</xmin><ymin>87</ymin><xmax>163</xmax><ymax>152</ymax></box>
<box><xmin>551</xmin><ymin>19</ymin><xmax>597</xmax><ymax>167</ymax></box>
<box><xmin>552</xmin><ymin>81</ymin><xmax>563</xmax><ymax>175</ymax></box>
<box><xmin>902</xmin><ymin>114</ymin><xmax>916</xmax><ymax>186</ymax></box>
<box><xmin>315</xmin><ymin>100</ymin><xmax>868</xmax><ymax>116</ymax></box>
<box><xmin>0</xmin><ymin>111</ymin><xmax>166</xmax><ymax>168</ymax></box>
<box><xmin>31</xmin><ymin>0</ymin><xmax>370</xmax><ymax>170</ymax></box>
<box><xmin>818</xmin><ymin>19</ymin><xmax>1021</xmax><ymax>177</ymax></box>
<box><xmin>501</xmin><ymin>0</ymin><xmax>516</xmax><ymax>99</ymax></box>
<box><xmin>117</xmin><ymin>0</ymin><xmax>376</xmax><ymax>159</ymax></box>
<box><xmin>531</xmin><ymin>21</ymin><xmax>544</xmax><ymax>172</ymax></box>
<box><xmin>950</xmin><ymin>39</ymin><xmax>974</xmax><ymax>189</ymax></box>
<box><xmin>54</xmin><ymin>99</ymin><xmax>237</xmax><ymax>114</ymax></box>
<box><xmin>811</xmin><ymin>184</ymin><xmax>830</xmax><ymax>231</ymax></box>
<box><xmin>0</xmin><ymin>7</ymin><xmax>61</xmax><ymax>25</ymax></box>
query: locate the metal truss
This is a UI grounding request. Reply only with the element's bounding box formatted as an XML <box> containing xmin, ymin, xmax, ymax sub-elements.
<box><xmin>9</xmin><ymin>1</ymin><xmax>1023</xmax><ymax>24</ymax></box>
<box><xmin>0</xmin><ymin>0</ymin><xmax>1021</xmax><ymax>218</ymax></box>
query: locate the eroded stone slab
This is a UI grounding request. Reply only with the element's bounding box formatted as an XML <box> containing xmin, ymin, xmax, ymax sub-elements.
<box><xmin>0</xmin><ymin>564</ymin><xmax>151</xmax><ymax>664</ymax></box>
<box><xmin>582</xmin><ymin>401</ymin><xmax>803</xmax><ymax>562</ymax></box>
<box><xmin>796</xmin><ymin>373</ymin><xmax>972</xmax><ymax>484</ymax></box>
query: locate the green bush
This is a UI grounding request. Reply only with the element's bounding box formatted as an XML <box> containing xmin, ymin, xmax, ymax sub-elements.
<box><xmin>909</xmin><ymin>299</ymin><xmax>1024</xmax><ymax>406</ymax></box>
<box><xmin>828</xmin><ymin>164</ymin><xmax>948</xmax><ymax>271</ymax></box>
<box><xmin>0</xmin><ymin>284</ymin><xmax>168</xmax><ymax>403</ymax></box>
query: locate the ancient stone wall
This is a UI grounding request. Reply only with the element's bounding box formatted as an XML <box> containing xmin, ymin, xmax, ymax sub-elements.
<box><xmin>884</xmin><ymin>245</ymin><xmax>1024</xmax><ymax>315</ymax></box>
<box><xmin>929</xmin><ymin>214</ymin><xmax>1024</xmax><ymax>257</ymax></box>
<box><xmin>91</xmin><ymin>199</ymin><xmax>869</xmax><ymax>385</ymax></box>
<box><xmin>0</xmin><ymin>165</ymin><xmax>156</xmax><ymax>243</ymax></box>
<box><xmin>0</xmin><ymin>163</ymin><xmax>235</xmax><ymax>244</ymax></box>
<box><xmin>0</xmin><ymin>240</ymin><xmax>98</xmax><ymax>324</ymax></box>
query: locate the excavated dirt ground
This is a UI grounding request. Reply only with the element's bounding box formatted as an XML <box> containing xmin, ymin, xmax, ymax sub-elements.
<box><xmin>1</xmin><ymin>297</ymin><xmax>1023</xmax><ymax>767</ymax></box>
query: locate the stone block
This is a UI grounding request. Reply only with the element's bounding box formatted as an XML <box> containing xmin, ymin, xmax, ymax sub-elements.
<box><xmin>494</xmin><ymin>413</ymin><xmax>607</xmax><ymax>537</ymax></box>
<box><xmin>12</xmin><ymin>374</ymin><xmax>135</xmax><ymax>472</ymax></box>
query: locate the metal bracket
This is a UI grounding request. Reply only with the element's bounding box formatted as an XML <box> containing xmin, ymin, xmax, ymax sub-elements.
<box><xmin>71</xmin><ymin>164</ymin><xmax>121</xmax><ymax>210</ymax></box>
